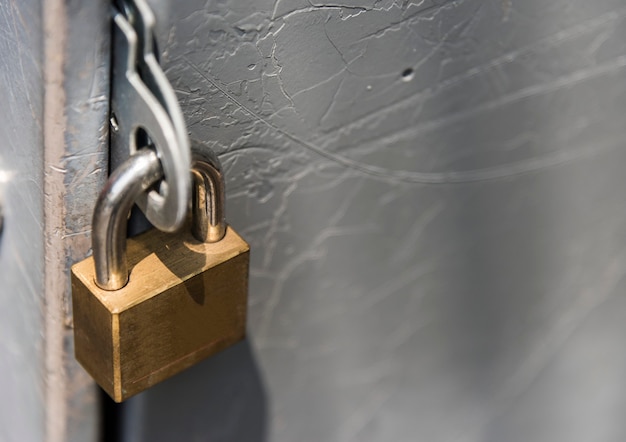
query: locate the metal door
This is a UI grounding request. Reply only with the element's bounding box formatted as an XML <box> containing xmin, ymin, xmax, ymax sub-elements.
<box><xmin>119</xmin><ymin>1</ymin><xmax>626</xmax><ymax>441</ymax></box>
<box><xmin>3</xmin><ymin>1</ymin><xmax>626</xmax><ymax>441</ymax></box>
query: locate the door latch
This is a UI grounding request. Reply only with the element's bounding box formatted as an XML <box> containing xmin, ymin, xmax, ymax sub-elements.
<box><xmin>110</xmin><ymin>0</ymin><xmax>191</xmax><ymax>232</ymax></box>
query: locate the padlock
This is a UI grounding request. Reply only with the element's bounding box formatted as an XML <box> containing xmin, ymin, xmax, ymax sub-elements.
<box><xmin>71</xmin><ymin>147</ymin><xmax>249</xmax><ymax>402</ymax></box>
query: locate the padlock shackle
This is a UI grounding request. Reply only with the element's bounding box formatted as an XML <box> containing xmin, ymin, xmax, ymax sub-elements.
<box><xmin>92</xmin><ymin>145</ymin><xmax>226</xmax><ymax>291</ymax></box>
<box><xmin>191</xmin><ymin>142</ymin><xmax>226</xmax><ymax>243</ymax></box>
<box><xmin>92</xmin><ymin>149</ymin><xmax>162</xmax><ymax>290</ymax></box>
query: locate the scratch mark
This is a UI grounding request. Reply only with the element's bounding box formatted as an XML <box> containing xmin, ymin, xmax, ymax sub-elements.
<box><xmin>389</xmin><ymin>201</ymin><xmax>444</xmax><ymax>265</ymax></box>
<box><xmin>255</xmin><ymin>178</ymin><xmax>376</xmax><ymax>342</ymax></box>
<box><xmin>340</xmin><ymin>388</ymin><xmax>395</xmax><ymax>441</ymax></box>
<box><xmin>317</xmin><ymin>7</ymin><xmax>626</xmax><ymax>138</ymax></box>
<box><xmin>357</xmin><ymin>257</ymin><xmax>434</xmax><ymax>313</ymax></box>
<box><xmin>449</xmin><ymin>242</ymin><xmax>626</xmax><ymax>442</ymax></box>
<box><xmin>184</xmin><ymin>57</ymin><xmax>615</xmax><ymax>185</ymax></box>
<box><xmin>350</xmin><ymin>0</ymin><xmax>460</xmax><ymax>43</ymax></box>
<box><xmin>8</xmin><ymin>1</ymin><xmax>41</xmax><ymax>127</ymax></box>
<box><xmin>335</xmin><ymin>54</ymin><xmax>626</xmax><ymax>153</ymax></box>
<box><xmin>49</xmin><ymin>165</ymin><xmax>67</xmax><ymax>174</ymax></box>
<box><xmin>61</xmin><ymin>230</ymin><xmax>90</xmax><ymax>240</ymax></box>
<box><xmin>272</xmin><ymin>4</ymin><xmax>370</xmax><ymax>21</ymax></box>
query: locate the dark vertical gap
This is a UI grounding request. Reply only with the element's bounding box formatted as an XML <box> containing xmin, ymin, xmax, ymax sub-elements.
<box><xmin>101</xmin><ymin>5</ymin><xmax>122</xmax><ymax>441</ymax></box>
<box><xmin>100</xmin><ymin>390</ymin><xmax>123</xmax><ymax>442</ymax></box>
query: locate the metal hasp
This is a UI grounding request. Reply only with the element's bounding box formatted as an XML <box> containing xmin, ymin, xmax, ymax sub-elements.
<box><xmin>92</xmin><ymin>146</ymin><xmax>227</xmax><ymax>291</ymax></box>
<box><xmin>110</xmin><ymin>0</ymin><xmax>191</xmax><ymax>232</ymax></box>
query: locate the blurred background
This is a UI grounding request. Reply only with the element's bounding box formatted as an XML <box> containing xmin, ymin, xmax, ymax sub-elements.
<box><xmin>3</xmin><ymin>0</ymin><xmax>626</xmax><ymax>441</ymax></box>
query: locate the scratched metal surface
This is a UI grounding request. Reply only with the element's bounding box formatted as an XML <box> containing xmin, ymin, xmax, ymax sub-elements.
<box><xmin>0</xmin><ymin>1</ymin><xmax>45</xmax><ymax>441</ymax></box>
<box><xmin>60</xmin><ymin>1</ymin><xmax>110</xmax><ymax>441</ymax></box>
<box><xmin>0</xmin><ymin>1</ymin><xmax>46</xmax><ymax>441</ymax></box>
<box><xmin>121</xmin><ymin>1</ymin><xmax>626</xmax><ymax>441</ymax></box>
<box><xmin>0</xmin><ymin>1</ymin><xmax>109</xmax><ymax>441</ymax></box>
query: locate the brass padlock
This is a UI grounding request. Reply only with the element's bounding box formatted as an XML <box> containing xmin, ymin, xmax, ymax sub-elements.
<box><xmin>71</xmin><ymin>148</ymin><xmax>249</xmax><ymax>402</ymax></box>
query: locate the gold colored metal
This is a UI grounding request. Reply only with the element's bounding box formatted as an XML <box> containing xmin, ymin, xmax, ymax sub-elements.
<box><xmin>71</xmin><ymin>224</ymin><xmax>249</xmax><ymax>402</ymax></box>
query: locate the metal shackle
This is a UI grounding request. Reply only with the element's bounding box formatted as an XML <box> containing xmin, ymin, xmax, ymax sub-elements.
<box><xmin>92</xmin><ymin>144</ymin><xmax>226</xmax><ymax>291</ymax></box>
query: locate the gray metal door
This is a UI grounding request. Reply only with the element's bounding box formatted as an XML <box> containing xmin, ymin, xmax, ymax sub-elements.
<box><xmin>3</xmin><ymin>1</ymin><xmax>626</xmax><ymax>441</ymax></box>
<box><xmin>119</xmin><ymin>1</ymin><xmax>626</xmax><ymax>441</ymax></box>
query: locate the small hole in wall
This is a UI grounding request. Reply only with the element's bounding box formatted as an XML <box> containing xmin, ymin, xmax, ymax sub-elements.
<box><xmin>401</xmin><ymin>68</ymin><xmax>414</xmax><ymax>82</ymax></box>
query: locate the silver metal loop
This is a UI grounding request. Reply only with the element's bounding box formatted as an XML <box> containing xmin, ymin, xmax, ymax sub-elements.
<box><xmin>92</xmin><ymin>149</ymin><xmax>162</xmax><ymax>290</ymax></box>
<box><xmin>191</xmin><ymin>140</ymin><xmax>226</xmax><ymax>243</ymax></box>
<box><xmin>110</xmin><ymin>0</ymin><xmax>191</xmax><ymax>232</ymax></box>
<box><xmin>93</xmin><ymin>145</ymin><xmax>227</xmax><ymax>291</ymax></box>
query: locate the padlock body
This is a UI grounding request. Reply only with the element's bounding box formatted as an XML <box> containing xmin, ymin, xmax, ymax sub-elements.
<box><xmin>71</xmin><ymin>226</ymin><xmax>249</xmax><ymax>402</ymax></box>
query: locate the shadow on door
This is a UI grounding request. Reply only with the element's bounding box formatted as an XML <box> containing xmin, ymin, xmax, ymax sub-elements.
<box><xmin>102</xmin><ymin>338</ymin><xmax>267</xmax><ymax>442</ymax></box>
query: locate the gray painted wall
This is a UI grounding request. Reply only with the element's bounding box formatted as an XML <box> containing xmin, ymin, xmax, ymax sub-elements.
<box><xmin>0</xmin><ymin>1</ymin><xmax>45</xmax><ymax>441</ymax></box>
<box><xmin>121</xmin><ymin>1</ymin><xmax>626</xmax><ymax>441</ymax></box>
